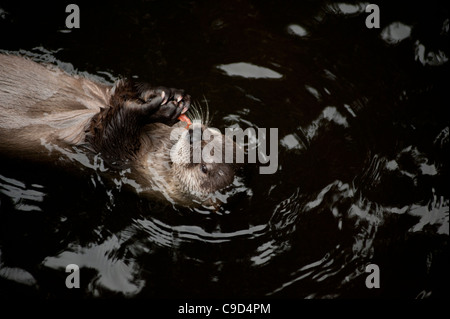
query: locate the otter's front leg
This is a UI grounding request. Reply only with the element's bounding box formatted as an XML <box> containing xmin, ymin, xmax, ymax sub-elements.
<box><xmin>130</xmin><ymin>85</ymin><xmax>191</xmax><ymax>126</ymax></box>
<box><xmin>87</xmin><ymin>81</ymin><xmax>190</xmax><ymax>164</ymax></box>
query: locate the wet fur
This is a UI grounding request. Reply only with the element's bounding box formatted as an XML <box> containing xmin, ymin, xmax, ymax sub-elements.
<box><xmin>0</xmin><ymin>54</ymin><xmax>105</xmax><ymax>153</ymax></box>
<box><xmin>0</xmin><ymin>54</ymin><xmax>237</xmax><ymax>206</ymax></box>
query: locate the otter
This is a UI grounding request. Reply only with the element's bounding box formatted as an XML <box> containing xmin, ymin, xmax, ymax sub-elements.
<box><xmin>0</xmin><ymin>54</ymin><xmax>238</xmax><ymax>206</ymax></box>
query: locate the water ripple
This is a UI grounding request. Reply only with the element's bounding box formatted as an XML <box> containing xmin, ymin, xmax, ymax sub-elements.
<box><xmin>0</xmin><ymin>174</ymin><xmax>46</xmax><ymax>212</ymax></box>
<box><xmin>135</xmin><ymin>217</ymin><xmax>268</xmax><ymax>247</ymax></box>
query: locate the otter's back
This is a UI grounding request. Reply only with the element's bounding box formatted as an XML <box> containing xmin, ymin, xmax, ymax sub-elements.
<box><xmin>0</xmin><ymin>54</ymin><xmax>109</xmax><ymax>150</ymax></box>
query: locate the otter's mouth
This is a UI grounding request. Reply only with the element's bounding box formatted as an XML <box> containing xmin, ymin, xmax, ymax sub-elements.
<box><xmin>169</xmin><ymin>121</ymin><xmax>238</xmax><ymax>199</ymax></box>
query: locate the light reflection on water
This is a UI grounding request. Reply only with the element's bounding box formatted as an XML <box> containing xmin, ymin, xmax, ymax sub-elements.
<box><xmin>217</xmin><ymin>62</ymin><xmax>283</xmax><ymax>79</ymax></box>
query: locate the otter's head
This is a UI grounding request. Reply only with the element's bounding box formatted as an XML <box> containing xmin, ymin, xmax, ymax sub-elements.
<box><xmin>169</xmin><ymin>120</ymin><xmax>239</xmax><ymax>201</ymax></box>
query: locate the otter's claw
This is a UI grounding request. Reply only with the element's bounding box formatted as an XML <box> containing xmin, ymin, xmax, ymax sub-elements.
<box><xmin>161</xmin><ymin>91</ymin><xmax>167</xmax><ymax>105</ymax></box>
<box><xmin>151</xmin><ymin>90</ymin><xmax>190</xmax><ymax>125</ymax></box>
<box><xmin>131</xmin><ymin>84</ymin><xmax>191</xmax><ymax>126</ymax></box>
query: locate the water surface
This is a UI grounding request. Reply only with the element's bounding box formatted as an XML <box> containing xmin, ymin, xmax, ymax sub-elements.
<box><xmin>0</xmin><ymin>0</ymin><xmax>448</xmax><ymax>299</ymax></box>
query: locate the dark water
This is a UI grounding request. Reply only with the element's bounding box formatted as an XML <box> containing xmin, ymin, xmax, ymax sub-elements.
<box><xmin>0</xmin><ymin>0</ymin><xmax>448</xmax><ymax>300</ymax></box>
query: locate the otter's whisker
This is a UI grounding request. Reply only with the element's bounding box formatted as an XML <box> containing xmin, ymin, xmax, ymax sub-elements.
<box><xmin>188</xmin><ymin>101</ymin><xmax>207</xmax><ymax>125</ymax></box>
<box><xmin>202</xmin><ymin>95</ymin><xmax>210</xmax><ymax>126</ymax></box>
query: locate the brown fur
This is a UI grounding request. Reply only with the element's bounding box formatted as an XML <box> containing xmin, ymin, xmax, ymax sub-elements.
<box><xmin>0</xmin><ymin>54</ymin><xmax>237</xmax><ymax>206</ymax></box>
<box><xmin>0</xmin><ymin>54</ymin><xmax>106</xmax><ymax>152</ymax></box>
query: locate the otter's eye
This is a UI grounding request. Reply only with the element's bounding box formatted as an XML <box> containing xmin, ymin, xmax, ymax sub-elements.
<box><xmin>200</xmin><ymin>164</ymin><xmax>208</xmax><ymax>174</ymax></box>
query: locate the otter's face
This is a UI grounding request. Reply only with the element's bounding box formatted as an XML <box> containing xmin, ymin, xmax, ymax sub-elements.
<box><xmin>170</xmin><ymin>121</ymin><xmax>237</xmax><ymax>198</ymax></box>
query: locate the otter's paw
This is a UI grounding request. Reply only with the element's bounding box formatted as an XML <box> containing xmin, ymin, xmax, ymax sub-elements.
<box><xmin>136</xmin><ymin>86</ymin><xmax>191</xmax><ymax>126</ymax></box>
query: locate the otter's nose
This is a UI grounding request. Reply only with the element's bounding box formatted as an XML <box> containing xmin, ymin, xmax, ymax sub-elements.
<box><xmin>189</xmin><ymin>128</ymin><xmax>202</xmax><ymax>144</ymax></box>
